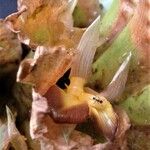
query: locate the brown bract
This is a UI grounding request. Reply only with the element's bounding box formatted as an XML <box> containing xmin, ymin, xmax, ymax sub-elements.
<box><xmin>17</xmin><ymin>46</ymin><xmax>75</xmax><ymax>95</ymax></box>
<box><xmin>5</xmin><ymin>0</ymin><xmax>80</xmax><ymax>48</ymax></box>
<box><xmin>17</xmin><ymin>0</ymin><xmax>75</xmax><ymax>19</ymax></box>
<box><xmin>0</xmin><ymin>20</ymin><xmax>22</xmax><ymax>75</ymax></box>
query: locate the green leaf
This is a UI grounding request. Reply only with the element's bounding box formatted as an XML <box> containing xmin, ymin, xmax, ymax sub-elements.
<box><xmin>90</xmin><ymin>26</ymin><xmax>137</xmax><ymax>89</ymax></box>
<box><xmin>120</xmin><ymin>85</ymin><xmax>150</xmax><ymax>125</ymax></box>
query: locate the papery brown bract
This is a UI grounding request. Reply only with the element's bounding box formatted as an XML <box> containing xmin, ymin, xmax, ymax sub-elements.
<box><xmin>17</xmin><ymin>46</ymin><xmax>75</xmax><ymax>95</ymax></box>
<box><xmin>0</xmin><ymin>20</ymin><xmax>22</xmax><ymax>76</ymax></box>
<box><xmin>5</xmin><ymin>0</ymin><xmax>81</xmax><ymax>48</ymax></box>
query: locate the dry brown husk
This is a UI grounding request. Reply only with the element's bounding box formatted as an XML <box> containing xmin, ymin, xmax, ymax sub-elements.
<box><xmin>0</xmin><ymin>20</ymin><xmax>22</xmax><ymax>76</ymax></box>
<box><xmin>17</xmin><ymin>46</ymin><xmax>76</xmax><ymax>95</ymax></box>
<box><xmin>5</xmin><ymin>0</ymin><xmax>83</xmax><ymax>48</ymax></box>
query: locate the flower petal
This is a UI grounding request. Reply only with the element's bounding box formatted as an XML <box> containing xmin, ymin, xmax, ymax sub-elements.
<box><xmin>44</xmin><ymin>85</ymin><xmax>90</xmax><ymax>123</ymax></box>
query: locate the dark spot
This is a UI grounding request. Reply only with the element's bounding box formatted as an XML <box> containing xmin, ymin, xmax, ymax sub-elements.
<box><xmin>99</xmin><ymin>100</ymin><xmax>103</xmax><ymax>103</ymax></box>
<box><xmin>15</xmin><ymin>59</ymin><xmax>20</xmax><ymax>65</ymax></box>
<box><xmin>92</xmin><ymin>68</ymin><xmax>97</xmax><ymax>74</ymax></box>
<box><xmin>129</xmin><ymin>106</ymin><xmax>132</xmax><ymax>113</ymax></box>
<box><xmin>0</xmin><ymin>70</ymin><xmax>17</xmax><ymax>117</ymax></box>
<box><xmin>56</xmin><ymin>69</ymin><xmax>70</xmax><ymax>89</ymax></box>
<box><xmin>93</xmin><ymin>96</ymin><xmax>103</xmax><ymax>104</ymax></box>
<box><xmin>21</xmin><ymin>43</ymin><xmax>31</xmax><ymax>59</ymax></box>
<box><xmin>93</xmin><ymin>97</ymin><xmax>96</xmax><ymax>100</ymax></box>
<box><xmin>99</xmin><ymin>3</ymin><xmax>103</xmax><ymax>9</ymax></box>
<box><xmin>94</xmin><ymin>82</ymin><xmax>102</xmax><ymax>91</ymax></box>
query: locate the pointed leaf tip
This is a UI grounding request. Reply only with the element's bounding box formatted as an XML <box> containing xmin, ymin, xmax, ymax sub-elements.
<box><xmin>71</xmin><ymin>15</ymin><xmax>101</xmax><ymax>78</ymax></box>
<box><xmin>6</xmin><ymin>106</ymin><xmax>15</xmax><ymax>123</ymax></box>
<box><xmin>101</xmin><ymin>52</ymin><xmax>132</xmax><ymax>101</ymax></box>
